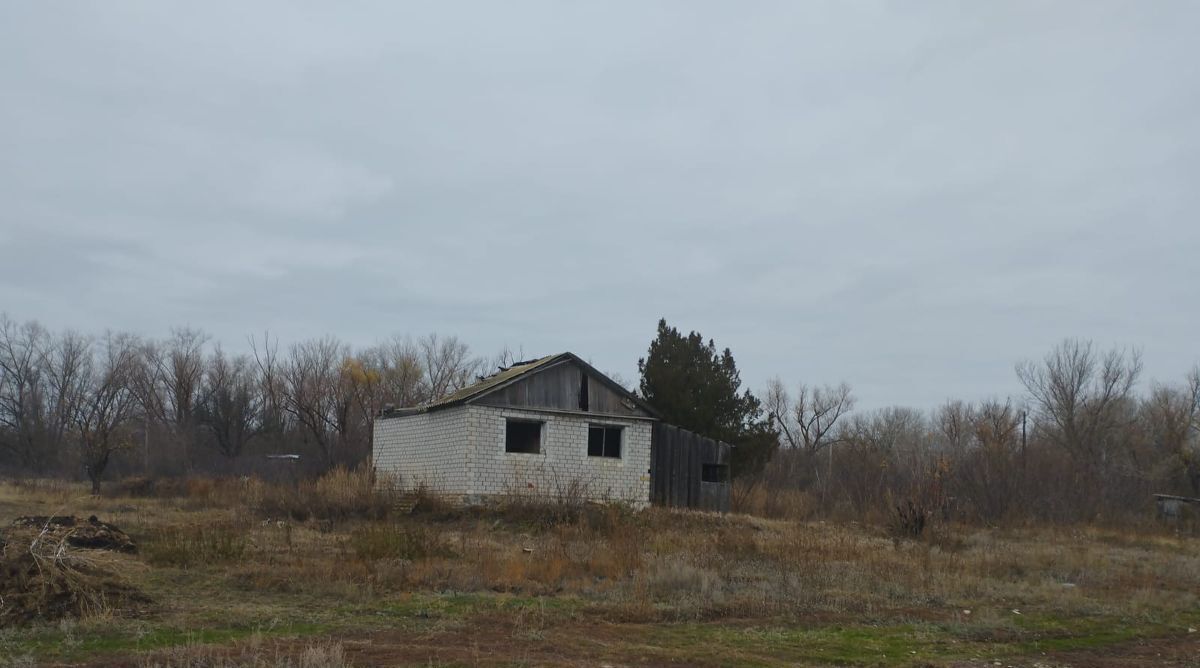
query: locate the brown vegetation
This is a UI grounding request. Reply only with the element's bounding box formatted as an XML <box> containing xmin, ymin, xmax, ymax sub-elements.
<box><xmin>0</xmin><ymin>472</ymin><xmax>1197</xmax><ymax>666</ymax></box>
<box><xmin>0</xmin><ymin>514</ymin><xmax>146</xmax><ymax>626</ymax></box>
<box><xmin>2</xmin><ymin>312</ymin><xmax>1197</xmax><ymax>535</ymax></box>
<box><xmin>4</xmin><ymin>311</ymin><xmax>1196</xmax><ymax>539</ymax></box>
<box><xmin>2</xmin><ymin>315</ymin><xmax>1199</xmax><ymax>663</ymax></box>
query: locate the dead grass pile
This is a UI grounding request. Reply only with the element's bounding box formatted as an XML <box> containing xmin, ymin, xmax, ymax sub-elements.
<box><xmin>0</xmin><ymin>518</ymin><xmax>147</xmax><ymax>626</ymax></box>
<box><xmin>10</xmin><ymin>515</ymin><xmax>137</xmax><ymax>553</ymax></box>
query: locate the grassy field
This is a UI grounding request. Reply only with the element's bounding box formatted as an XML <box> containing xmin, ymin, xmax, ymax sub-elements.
<box><xmin>0</xmin><ymin>473</ymin><xmax>1197</xmax><ymax>667</ymax></box>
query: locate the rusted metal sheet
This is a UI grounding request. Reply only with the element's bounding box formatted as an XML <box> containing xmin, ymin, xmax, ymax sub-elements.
<box><xmin>650</xmin><ymin>423</ymin><xmax>731</xmax><ymax>512</ymax></box>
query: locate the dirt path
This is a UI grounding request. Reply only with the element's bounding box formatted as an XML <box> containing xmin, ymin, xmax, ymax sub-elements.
<box><xmin>952</xmin><ymin>634</ymin><xmax>1200</xmax><ymax>668</ymax></box>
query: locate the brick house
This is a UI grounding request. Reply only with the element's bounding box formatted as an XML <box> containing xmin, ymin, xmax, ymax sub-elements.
<box><xmin>372</xmin><ymin>353</ymin><xmax>659</xmax><ymax>506</ymax></box>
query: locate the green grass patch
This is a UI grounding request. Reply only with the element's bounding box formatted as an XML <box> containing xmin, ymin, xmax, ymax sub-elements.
<box><xmin>0</xmin><ymin>620</ymin><xmax>328</xmax><ymax>662</ymax></box>
<box><xmin>635</xmin><ymin>622</ymin><xmax>1005</xmax><ymax>667</ymax></box>
<box><xmin>1010</xmin><ymin>610</ymin><xmax>1200</xmax><ymax>653</ymax></box>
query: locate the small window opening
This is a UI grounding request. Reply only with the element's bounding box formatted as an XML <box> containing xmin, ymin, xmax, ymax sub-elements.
<box><xmin>505</xmin><ymin>420</ymin><xmax>542</xmax><ymax>454</ymax></box>
<box><xmin>701</xmin><ymin>463</ymin><xmax>730</xmax><ymax>483</ymax></box>
<box><xmin>579</xmin><ymin>372</ymin><xmax>589</xmax><ymax>411</ymax></box>
<box><xmin>587</xmin><ymin>425</ymin><xmax>622</xmax><ymax>458</ymax></box>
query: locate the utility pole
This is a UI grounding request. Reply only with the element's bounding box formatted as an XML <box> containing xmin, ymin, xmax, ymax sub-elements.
<box><xmin>1020</xmin><ymin>409</ymin><xmax>1027</xmax><ymax>474</ymax></box>
<box><xmin>828</xmin><ymin>442</ymin><xmax>834</xmax><ymax>496</ymax></box>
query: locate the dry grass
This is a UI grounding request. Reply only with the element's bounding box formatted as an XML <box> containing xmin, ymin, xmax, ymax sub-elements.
<box><xmin>142</xmin><ymin>522</ymin><xmax>250</xmax><ymax>567</ymax></box>
<box><xmin>99</xmin><ymin>466</ymin><xmax>398</xmax><ymax>523</ymax></box>
<box><xmin>139</xmin><ymin>639</ymin><xmax>351</xmax><ymax>668</ymax></box>
<box><xmin>2</xmin><ymin>474</ymin><xmax>1198</xmax><ymax>666</ymax></box>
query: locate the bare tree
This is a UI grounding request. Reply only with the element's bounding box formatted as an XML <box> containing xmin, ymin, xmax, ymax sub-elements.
<box><xmin>833</xmin><ymin>408</ymin><xmax>928</xmax><ymax>513</ymax></box>
<box><xmin>0</xmin><ymin>316</ymin><xmax>51</xmax><ymax>471</ymax></box>
<box><xmin>418</xmin><ymin>333</ymin><xmax>480</xmax><ymax>400</ymax></box>
<box><xmin>948</xmin><ymin>398</ymin><xmax>1023</xmax><ymax>521</ymax></box>
<box><xmin>280</xmin><ymin>336</ymin><xmax>351</xmax><ymax>467</ymax></box>
<box><xmin>45</xmin><ymin>330</ymin><xmax>89</xmax><ymax>469</ymax></box>
<box><xmin>342</xmin><ymin>349</ymin><xmax>387</xmax><ymax>456</ymax></box>
<box><xmin>197</xmin><ymin>348</ymin><xmax>263</xmax><ymax>458</ymax></box>
<box><xmin>249</xmin><ymin>332</ymin><xmax>287</xmax><ymax>437</ymax></box>
<box><xmin>488</xmin><ymin>345</ymin><xmax>527</xmax><ymax>374</ymax></box>
<box><xmin>136</xmin><ymin>327</ymin><xmax>208</xmax><ymax>428</ymax></box>
<box><xmin>365</xmin><ymin>336</ymin><xmax>426</xmax><ymax>409</ymax></box>
<box><xmin>935</xmin><ymin>400</ymin><xmax>976</xmax><ymax>451</ymax></box>
<box><xmin>1016</xmin><ymin>339</ymin><xmax>1142</xmax><ymax>465</ymax></box>
<box><xmin>0</xmin><ymin>319</ymin><xmax>87</xmax><ymax>475</ymax></box>
<box><xmin>766</xmin><ymin>379</ymin><xmax>855</xmax><ymax>454</ymax></box>
<box><xmin>974</xmin><ymin>398</ymin><xmax>1022</xmax><ymax>450</ymax></box>
<box><xmin>1142</xmin><ymin>367</ymin><xmax>1200</xmax><ymax>494</ymax></box>
<box><xmin>163</xmin><ymin>327</ymin><xmax>208</xmax><ymax>427</ymax></box>
<box><xmin>73</xmin><ymin>333</ymin><xmax>141</xmax><ymax>494</ymax></box>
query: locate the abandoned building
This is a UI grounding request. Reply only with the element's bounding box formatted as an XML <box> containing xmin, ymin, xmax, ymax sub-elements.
<box><xmin>1154</xmin><ymin>493</ymin><xmax>1200</xmax><ymax>522</ymax></box>
<box><xmin>373</xmin><ymin>352</ymin><xmax>731</xmax><ymax>511</ymax></box>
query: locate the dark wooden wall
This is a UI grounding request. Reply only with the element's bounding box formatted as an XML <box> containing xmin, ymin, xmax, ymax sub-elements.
<box><xmin>476</xmin><ymin>361</ymin><xmax>650</xmax><ymax>418</ymax></box>
<box><xmin>650</xmin><ymin>423</ymin><xmax>732</xmax><ymax>512</ymax></box>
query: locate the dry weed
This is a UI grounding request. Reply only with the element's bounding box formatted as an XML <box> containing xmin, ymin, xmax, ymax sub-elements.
<box><xmin>139</xmin><ymin>640</ymin><xmax>351</xmax><ymax>668</ymax></box>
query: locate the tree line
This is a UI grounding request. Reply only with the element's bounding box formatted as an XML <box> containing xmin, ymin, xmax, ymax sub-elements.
<box><xmin>635</xmin><ymin>320</ymin><xmax>1199</xmax><ymax>524</ymax></box>
<box><xmin>0</xmin><ymin>315</ymin><xmax>490</xmax><ymax>491</ymax></box>
<box><xmin>2</xmin><ymin>312</ymin><xmax>1197</xmax><ymax>523</ymax></box>
<box><xmin>753</xmin><ymin>340</ymin><xmax>1199</xmax><ymax>523</ymax></box>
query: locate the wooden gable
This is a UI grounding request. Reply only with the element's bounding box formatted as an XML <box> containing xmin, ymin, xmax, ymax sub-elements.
<box><xmin>474</xmin><ymin>359</ymin><xmax>651</xmax><ymax>418</ymax></box>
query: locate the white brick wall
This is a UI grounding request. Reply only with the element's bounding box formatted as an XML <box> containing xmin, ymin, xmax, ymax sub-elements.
<box><xmin>469</xmin><ymin>406</ymin><xmax>651</xmax><ymax>506</ymax></box>
<box><xmin>373</xmin><ymin>404</ymin><xmax>652</xmax><ymax>506</ymax></box>
<box><xmin>372</xmin><ymin>406</ymin><xmax>471</xmax><ymax>496</ymax></box>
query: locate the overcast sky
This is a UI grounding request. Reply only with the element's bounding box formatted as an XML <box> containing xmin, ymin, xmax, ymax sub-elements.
<box><xmin>2</xmin><ymin>2</ymin><xmax>1197</xmax><ymax>409</ymax></box>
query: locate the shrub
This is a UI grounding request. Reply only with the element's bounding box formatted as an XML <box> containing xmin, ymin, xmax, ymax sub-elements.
<box><xmin>255</xmin><ymin>467</ymin><xmax>396</xmax><ymax>523</ymax></box>
<box><xmin>731</xmin><ymin>480</ymin><xmax>818</xmax><ymax>520</ymax></box>
<box><xmin>889</xmin><ymin>499</ymin><xmax>929</xmax><ymax>539</ymax></box>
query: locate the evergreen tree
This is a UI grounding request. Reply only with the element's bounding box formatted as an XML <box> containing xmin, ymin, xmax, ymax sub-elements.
<box><xmin>637</xmin><ymin>319</ymin><xmax>778</xmax><ymax>477</ymax></box>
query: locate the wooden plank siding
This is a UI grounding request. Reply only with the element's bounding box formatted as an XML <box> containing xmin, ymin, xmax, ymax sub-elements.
<box><xmin>650</xmin><ymin>423</ymin><xmax>732</xmax><ymax>512</ymax></box>
<box><xmin>476</xmin><ymin>360</ymin><xmax>650</xmax><ymax>419</ymax></box>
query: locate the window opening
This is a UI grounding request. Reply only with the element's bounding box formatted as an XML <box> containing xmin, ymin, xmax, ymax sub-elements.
<box><xmin>587</xmin><ymin>425</ymin><xmax>622</xmax><ymax>458</ymax></box>
<box><xmin>505</xmin><ymin>420</ymin><xmax>542</xmax><ymax>454</ymax></box>
<box><xmin>701</xmin><ymin>463</ymin><xmax>730</xmax><ymax>483</ymax></box>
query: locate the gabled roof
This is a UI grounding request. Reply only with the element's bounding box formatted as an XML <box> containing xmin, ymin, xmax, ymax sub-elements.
<box><xmin>383</xmin><ymin>352</ymin><xmax>659</xmax><ymax>418</ymax></box>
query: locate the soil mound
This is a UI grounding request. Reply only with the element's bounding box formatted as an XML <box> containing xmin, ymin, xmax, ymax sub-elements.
<box><xmin>0</xmin><ymin>516</ymin><xmax>148</xmax><ymax>625</ymax></box>
<box><xmin>11</xmin><ymin>515</ymin><xmax>138</xmax><ymax>553</ymax></box>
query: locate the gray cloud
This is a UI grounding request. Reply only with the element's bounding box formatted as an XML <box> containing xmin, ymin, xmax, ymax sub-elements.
<box><xmin>2</xmin><ymin>2</ymin><xmax>1198</xmax><ymax>409</ymax></box>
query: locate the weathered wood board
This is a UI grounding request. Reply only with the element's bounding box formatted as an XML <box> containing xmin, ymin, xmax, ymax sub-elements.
<box><xmin>476</xmin><ymin>360</ymin><xmax>649</xmax><ymax>418</ymax></box>
<box><xmin>650</xmin><ymin>423</ymin><xmax>732</xmax><ymax>512</ymax></box>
